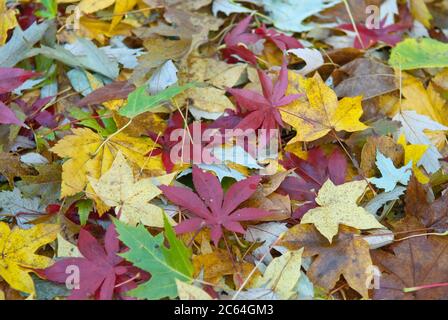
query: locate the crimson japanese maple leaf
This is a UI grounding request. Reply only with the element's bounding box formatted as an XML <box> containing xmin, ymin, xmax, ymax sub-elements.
<box><xmin>159</xmin><ymin>166</ymin><xmax>271</xmax><ymax>245</ymax></box>
<box><xmin>44</xmin><ymin>225</ymin><xmax>139</xmax><ymax>300</ymax></box>
<box><xmin>222</xmin><ymin>16</ymin><xmax>303</xmax><ymax>64</ymax></box>
<box><xmin>338</xmin><ymin>12</ymin><xmax>412</xmax><ymax>49</ymax></box>
<box><xmin>279</xmin><ymin>148</ymin><xmax>347</xmax><ymax>219</ymax></box>
<box><xmin>148</xmin><ymin>112</ymin><xmax>208</xmax><ymax>172</ymax></box>
<box><xmin>227</xmin><ymin>60</ymin><xmax>301</xmax><ymax>133</ymax></box>
<box><xmin>222</xmin><ymin>15</ymin><xmax>259</xmax><ymax>64</ymax></box>
<box><xmin>254</xmin><ymin>24</ymin><xmax>303</xmax><ymax>51</ymax></box>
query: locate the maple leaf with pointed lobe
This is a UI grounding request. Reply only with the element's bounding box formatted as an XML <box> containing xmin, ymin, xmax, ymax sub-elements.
<box><xmin>228</xmin><ymin>60</ymin><xmax>301</xmax><ymax>134</ymax></box>
<box><xmin>159</xmin><ymin>166</ymin><xmax>271</xmax><ymax>245</ymax></box>
<box><xmin>254</xmin><ymin>24</ymin><xmax>303</xmax><ymax>51</ymax></box>
<box><xmin>280</xmin><ymin>72</ymin><xmax>368</xmax><ymax>143</ymax></box>
<box><xmin>222</xmin><ymin>15</ymin><xmax>259</xmax><ymax>64</ymax></box>
<box><xmin>44</xmin><ymin>224</ymin><xmax>139</xmax><ymax>300</ymax></box>
<box><xmin>279</xmin><ymin>148</ymin><xmax>347</xmax><ymax>219</ymax></box>
<box><xmin>222</xmin><ymin>16</ymin><xmax>302</xmax><ymax>64</ymax></box>
<box><xmin>338</xmin><ymin>10</ymin><xmax>412</xmax><ymax>49</ymax></box>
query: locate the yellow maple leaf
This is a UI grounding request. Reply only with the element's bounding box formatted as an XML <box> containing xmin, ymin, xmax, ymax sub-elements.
<box><xmin>109</xmin><ymin>0</ymin><xmax>137</xmax><ymax>32</ymax></box>
<box><xmin>0</xmin><ymin>0</ymin><xmax>17</xmax><ymax>45</ymax></box>
<box><xmin>78</xmin><ymin>16</ymin><xmax>133</xmax><ymax>44</ymax></box>
<box><xmin>301</xmin><ymin>179</ymin><xmax>385</xmax><ymax>243</ymax></box>
<box><xmin>409</xmin><ymin>0</ymin><xmax>432</xmax><ymax>28</ymax></box>
<box><xmin>79</xmin><ymin>0</ymin><xmax>115</xmax><ymax>14</ymax></box>
<box><xmin>395</xmin><ymin>72</ymin><xmax>448</xmax><ymax>126</ymax></box>
<box><xmin>253</xmin><ymin>249</ymin><xmax>303</xmax><ymax>299</ymax></box>
<box><xmin>281</xmin><ymin>72</ymin><xmax>368</xmax><ymax>143</ymax></box>
<box><xmin>176</xmin><ymin>279</ymin><xmax>212</xmax><ymax>300</ymax></box>
<box><xmin>397</xmin><ymin>134</ymin><xmax>429</xmax><ymax>184</ymax></box>
<box><xmin>0</xmin><ymin>223</ymin><xmax>59</xmax><ymax>295</ymax></box>
<box><xmin>88</xmin><ymin>152</ymin><xmax>172</xmax><ymax>227</ymax></box>
<box><xmin>50</xmin><ymin>127</ymin><xmax>163</xmax><ymax>200</ymax></box>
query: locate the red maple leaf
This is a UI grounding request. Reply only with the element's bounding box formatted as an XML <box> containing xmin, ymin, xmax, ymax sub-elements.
<box><xmin>159</xmin><ymin>166</ymin><xmax>271</xmax><ymax>245</ymax></box>
<box><xmin>148</xmin><ymin>112</ymin><xmax>209</xmax><ymax>172</ymax></box>
<box><xmin>43</xmin><ymin>225</ymin><xmax>140</xmax><ymax>300</ymax></box>
<box><xmin>227</xmin><ymin>60</ymin><xmax>301</xmax><ymax>133</ymax></box>
<box><xmin>279</xmin><ymin>148</ymin><xmax>347</xmax><ymax>219</ymax></box>
<box><xmin>222</xmin><ymin>16</ymin><xmax>303</xmax><ymax>64</ymax></box>
<box><xmin>222</xmin><ymin>15</ymin><xmax>259</xmax><ymax>64</ymax></box>
<box><xmin>254</xmin><ymin>24</ymin><xmax>303</xmax><ymax>51</ymax></box>
<box><xmin>338</xmin><ymin>11</ymin><xmax>412</xmax><ymax>49</ymax></box>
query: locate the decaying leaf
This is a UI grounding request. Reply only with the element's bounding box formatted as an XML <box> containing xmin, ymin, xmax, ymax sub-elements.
<box><xmin>279</xmin><ymin>224</ymin><xmax>373</xmax><ymax>298</ymax></box>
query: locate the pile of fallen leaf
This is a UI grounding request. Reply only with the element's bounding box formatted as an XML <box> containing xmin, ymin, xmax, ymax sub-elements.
<box><xmin>1</xmin><ymin>0</ymin><xmax>448</xmax><ymax>300</ymax></box>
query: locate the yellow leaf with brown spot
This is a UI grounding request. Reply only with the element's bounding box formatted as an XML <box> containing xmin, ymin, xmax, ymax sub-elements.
<box><xmin>281</xmin><ymin>72</ymin><xmax>368</xmax><ymax>143</ymax></box>
<box><xmin>301</xmin><ymin>179</ymin><xmax>385</xmax><ymax>243</ymax></box>
<box><xmin>0</xmin><ymin>223</ymin><xmax>59</xmax><ymax>295</ymax></box>
<box><xmin>254</xmin><ymin>249</ymin><xmax>303</xmax><ymax>299</ymax></box>
<box><xmin>88</xmin><ymin>152</ymin><xmax>170</xmax><ymax>227</ymax></box>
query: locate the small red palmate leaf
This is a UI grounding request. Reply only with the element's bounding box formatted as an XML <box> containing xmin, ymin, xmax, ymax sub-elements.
<box><xmin>227</xmin><ymin>60</ymin><xmax>301</xmax><ymax>132</ymax></box>
<box><xmin>160</xmin><ymin>166</ymin><xmax>270</xmax><ymax>245</ymax></box>
<box><xmin>44</xmin><ymin>225</ymin><xmax>137</xmax><ymax>300</ymax></box>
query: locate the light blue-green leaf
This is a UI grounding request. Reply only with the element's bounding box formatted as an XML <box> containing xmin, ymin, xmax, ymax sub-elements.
<box><xmin>67</xmin><ymin>69</ymin><xmax>94</xmax><ymax>96</ymax></box>
<box><xmin>212</xmin><ymin>145</ymin><xmax>262</xmax><ymax>169</ymax></box>
<box><xmin>364</xmin><ymin>186</ymin><xmax>406</xmax><ymax>215</ymax></box>
<box><xmin>212</xmin><ymin>0</ymin><xmax>253</xmax><ymax>16</ymax></box>
<box><xmin>0</xmin><ymin>189</ymin><xmax>45</xmax><ymax>229</ymax></box>
<box><xmin>179</xmin><ymin>163</ymin><xmax>246</xmax><ymax>181</ymax></box>
<box><xmin>259</xmin><ymin>0</ymin><xmax>341</xmax><ymax>32</ymax></box>
<box><xmin>101</xmin><ymin>36</ymin><xmax>144</xmax><ymax>69</ymax></box>
<box><xmin>370</xmin><ymin>151</ymin><xmax>412</xmax><ymax>192</ymax></box>
<box><xmin>0</xmin><ymin>21</ymin><xmax>51</xmax><ymax>67</ymax></box>
<box><xmin>26</xmin><ymin>38</ymin><xmax>119</xmax><ymax>79</ymax></box>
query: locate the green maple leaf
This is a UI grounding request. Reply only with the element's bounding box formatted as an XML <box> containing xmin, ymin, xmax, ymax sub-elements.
<box><xmin>113</xmin><ymin>215</ymin><xmax>193</xmax><ymax>299</ymax></box>
<box><xmin>118</xmin><ymin>83</ymin><xmax>196</xmax><ymax>118</ymax></box>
